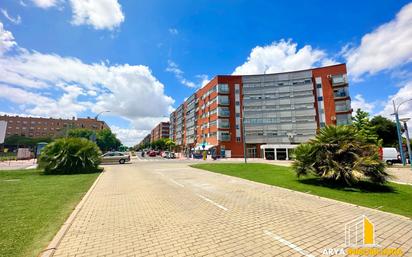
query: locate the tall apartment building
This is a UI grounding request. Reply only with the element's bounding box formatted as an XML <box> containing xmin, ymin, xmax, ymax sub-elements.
<box><xmin>0</xmin><ymin>115</ymin><xmax>109</xmax><ymax>139</ymax></box>
<box><xmin>169</xmin><ymin>64</ymin><xmax>352</xmax><ymax>159</ymax></box>
<box><xmin>150</xmin><ymin>121</ymin><xmax>170</xmax><ymax>142</ymax></box>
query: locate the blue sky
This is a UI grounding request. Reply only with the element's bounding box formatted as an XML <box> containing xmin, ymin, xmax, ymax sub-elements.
<box><xmin>1</xmin><ymin>0</ymin><xmax>412</xmax><ymax>145</ymax></box>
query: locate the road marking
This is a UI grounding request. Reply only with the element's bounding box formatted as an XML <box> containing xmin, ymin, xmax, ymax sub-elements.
<box><xmin>196</xmin><ymin>194</ymin><xmax>228</xmax><ymax>211</ymax></box>
<box><xmin>169</xmin><ymin>178</ymin><xmax>184</xmax><ymax>187</ymax></box>
<box><xmin>263</xmin><ymin>230</ymin><xmax>316</xmax><ymax>257</ymax></box>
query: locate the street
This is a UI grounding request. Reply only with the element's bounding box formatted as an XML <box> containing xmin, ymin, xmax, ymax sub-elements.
<box><xmin>50</xmin><ymin>159</ymin><xmax>412</xmax><ymax>257</ymax></box>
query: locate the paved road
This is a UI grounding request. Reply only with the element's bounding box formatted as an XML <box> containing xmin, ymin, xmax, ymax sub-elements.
<box><xmin>51</xmin><ymin>160</ymin><xmax>412</xmax><ymax>257</ymax></box>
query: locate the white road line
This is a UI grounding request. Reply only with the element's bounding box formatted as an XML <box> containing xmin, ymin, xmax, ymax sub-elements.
<box><xmin>263</xmin><ymin>230</ymin><xmax>316</xmax><ymax>257</ymax></box>
<box><xmin>196</xmin><ymin>194</ymin><xmax>228</xmax><ymax>211</ymax></box>
<box><xmin>169</xmin><ymin>178</ymin><xmax>184</xmax><ymax>187</ymax></box>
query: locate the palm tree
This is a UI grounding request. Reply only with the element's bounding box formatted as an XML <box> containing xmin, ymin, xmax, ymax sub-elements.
<box><xmin>292</xmin><ymin>126</ymin><xmax>388</xmax><ymax>186</ymax></box>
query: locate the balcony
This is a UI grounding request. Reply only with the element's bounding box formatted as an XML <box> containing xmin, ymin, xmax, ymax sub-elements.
<box><xmin>219</xmin><ymin>134</ymin><xmax>231</xmax><ymax>141</ymax></box>
<box><xmin>218</xmin><ymin>96</ymin><xmax>230</xmax><ymax>105</ymax></box>
<box><xmin>333</xmin><ymin>87</ymin><xmax>349</xmax><ymax>99</ymax></box>
<box><xmin>335</xmin><ymin>102</ymin><xmax>352</xmax><ymax>113</ymax></box>
<box><xmin>331</xmin><ymin>75</ymin><xmax>348</xmax><ymax>86</ymax></box>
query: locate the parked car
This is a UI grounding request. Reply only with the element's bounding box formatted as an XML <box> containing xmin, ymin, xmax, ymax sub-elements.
<box><xmin>379</xmin><ymin>147</ymin><xmax>401</xmax><ymax>165</ymax></box>
<box><xmin>101</xmin><ymin>151</ymin><xmax>130</xmax><ymax>164</ymax></box>
<box><xmin>162</xmin><ymin>151</ymin><xmax>170</xmax><ymax>158</ymax></box>
<box><xmin>164</xmin><ymin>152</ymin><xmax>176</xmax><ymax>159</ymax></box>
<box><xmin>148</xmin><ymin>150</ymin><xmax>157</xmax><ymax>157</ymax></box>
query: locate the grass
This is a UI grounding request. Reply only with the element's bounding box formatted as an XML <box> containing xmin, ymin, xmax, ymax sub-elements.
<box><xmin>191</xmin><ymin>163</ymin><xmax>412</xmax><ymax>218</ymax></box>
<box><xmin>0</xmin><ymin>169</ymin><xmax>99</xmax><ymax>257</ymax></box>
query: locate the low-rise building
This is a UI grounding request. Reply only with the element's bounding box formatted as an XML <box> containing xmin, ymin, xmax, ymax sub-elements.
<box><xmin>0</xmin><ymin>115</ymin><xmax>109</xmax><ymax>139</ymax></box>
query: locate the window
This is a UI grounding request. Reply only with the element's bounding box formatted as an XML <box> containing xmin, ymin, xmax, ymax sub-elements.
<box><xmin>218</xmin><ymin>107</ymin><xmax>230</xmax><ymax>117</ymax></box>
<box><xmin>236</xmin><ymin>113</ymin><xmax>240</xmax><ymax>118</ymax></box>
<box><xmin>317</xmin><ymin>96</ymin><xmax>323</xmax><ymax>101</ymax></box>
<box><xmin>219</xmin><ymin>119</ymin><xmax>230</xmax><ymax>129</ymax></box>
<box><xmin>218</xmin><ymin>84</ymin><xmax>229</xmax><ymax>93</ymax></box>
<box><xmin>236</xmin><ymin>137</ymin><xmax>241</xmax><ymax>142</ymax></box>
<box><xmin>316</xmin><ymin>83</ymin><xmax>322</xmax><ymax>88</ymax></box>
<box><xmin>235</xmin><ymin>101</ymin><xmax>240</xmax><ymax>106</ymax></box>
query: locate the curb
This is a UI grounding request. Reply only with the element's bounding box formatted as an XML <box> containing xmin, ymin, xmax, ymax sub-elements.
<box><xmin>37</xmin><ymin>171</ymin><xmax>105</xmax><ymax>257</ymax></box>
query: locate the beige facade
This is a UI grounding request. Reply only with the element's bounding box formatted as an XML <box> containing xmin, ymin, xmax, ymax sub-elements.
<box><xmin>0</xmin><ymin>115</ymin><xmax>109</xmax><ymax>138</ymax></box>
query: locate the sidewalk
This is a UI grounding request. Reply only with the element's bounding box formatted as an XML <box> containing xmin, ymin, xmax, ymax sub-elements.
<box><xmin>387</xmin><ymin>166</ymin><xmax>412</xmax><ymax>185</ymax></box>
<box><xmin>0</xmin><ymin>159</ymin><xmax>37</xmax><ymax>170</ymax></box>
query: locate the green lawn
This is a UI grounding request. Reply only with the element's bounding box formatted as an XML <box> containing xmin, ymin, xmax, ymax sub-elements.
<box><xmin>0</xmin><ymin>169</ymin><xmax>99</xmax><ymax>257</ymax></box>
<box><xmin>191</xmin><ymin>163</ymin><xmax>412</xmax><ymax>218</ymax></box>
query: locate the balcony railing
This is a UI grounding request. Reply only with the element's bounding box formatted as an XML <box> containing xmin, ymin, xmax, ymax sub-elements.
<box><xmin>331</xmin><ymin>75</ymin><xmax>348</xmax><ymax>86</ymax></box>
<box><xmin>220</xmin><ymin>134</ymin><xmax>231</xmax><ymax>141</ymax></box>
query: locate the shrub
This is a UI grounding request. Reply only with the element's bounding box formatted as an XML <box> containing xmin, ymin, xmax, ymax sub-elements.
<box><xmin>39</xmin><ymin>137</ymin><xmax>102</xmax><ymax>175</ymax></box>
<box><xmin>292</xmin><ymin>126</ymin><xmax>388</xmax><ymax>186</ymax></box>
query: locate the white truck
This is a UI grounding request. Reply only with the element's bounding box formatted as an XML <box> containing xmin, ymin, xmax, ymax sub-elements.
<box><xmin>379</xmin><ymin>147</ymin><xmax>401</xmax><ymax>165</ymax></box>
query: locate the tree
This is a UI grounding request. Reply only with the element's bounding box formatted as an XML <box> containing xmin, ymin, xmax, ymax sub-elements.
<box><xmin>38</xmin><ymin>137</ymin><xmax>102</xmax><ymax>175</ymax></box>
<box><xmin>352</xmin><ymin>109</ymin><xmax>379</xmax><ymax>144</ymax></box>
<box><xmin>370</xmin><ymin>115</ymin><xmax>398</xmax><ymax>147</ymax></box>
<box><xmin>67</xmin><ymin>128</ymin><xmax>94</xmax><ymax>140</ymax></box>
<box><xmin>292</xmin><ymin>126</ymin><xmax>388</xmax><ymax>186</ymax></box>
<box><xmin>96</xmin><ymin>129</ymin><xmax>121</xmax><ymax>152</ymax></box>
<box><xmin>4</xmin><ymin>135</ymin><xmax>52</xmax><ymax>147</ymax></box>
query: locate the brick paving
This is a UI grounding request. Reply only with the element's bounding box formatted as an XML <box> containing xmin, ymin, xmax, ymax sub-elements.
<box><xmin>51</xmin><ymin>161</ymin><xmax>412</xmax><ymax>257</ymax></box>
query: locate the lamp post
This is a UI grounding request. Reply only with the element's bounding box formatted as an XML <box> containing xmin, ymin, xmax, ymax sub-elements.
<box><xmin>95</xmin><ymin>110</ymin><xmax>110</xmax><ymax>120</ymax></box>
<box><xmin>393</xmin><ymin>99</ymin><xmax>412</xmax><ymax>166</ymax></box>
<box><xmin>400</xmin><ymin>117</ymin><xmax>412</xmax><ymax>168</ymax></box>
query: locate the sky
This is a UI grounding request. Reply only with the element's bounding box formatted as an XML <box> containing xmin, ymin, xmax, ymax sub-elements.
<box><xmin>1</xmin><ymin>0</ymin><xmax>412</xmax><ymax>146</ymax></box>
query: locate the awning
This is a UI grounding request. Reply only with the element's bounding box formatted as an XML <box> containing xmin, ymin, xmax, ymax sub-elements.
<box><xmin>260</xmin><ymin>144</ymin><xmax>298</xmax><ymax>150</ymax></box>
<box><xmin>194</xmin><ymin>144</ymin><xmax>216</xmax><ymax>151</ymax></box>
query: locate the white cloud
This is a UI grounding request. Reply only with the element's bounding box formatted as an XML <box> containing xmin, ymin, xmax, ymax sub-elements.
<box><xmin>69</xmin><ymin>0</ymin><xmax>125</xmax><ymax>30</ymax></box>
<box><xmin>344</xmin><ymin>3</ymin><xmax>412</xmax><ymax>79</ymax></box>
<box><xmin>0</xmin><ymin>51</ymin><xmax>174</xmax><ymax>120</ymax></box>
<box><xmin>0</xmin><ymin>25</ymin><xmax>174</xmax><ymax>145</ymax></box>
<box><xmin>1</xmin><ymin>9</ymin><xmax>22</xmax><ymax>24</ymax></box>
<box><xmin>166</xmin><ymin>60</ymin><xmax>209</xmax><ymax>88</ymax></box>
<box><xmin>196</xmin><ymin>74</ymin><xmax>210</xmax><ymax>88</ymax></box>
<box><xmin>111</xmin><ymin>126</ymin><xmax>150</xmax><ymax>147</ymax></box>
<box><xmin>168</xmin><ymin>28</ymin><xmax>178</xmax><ymax>35</ymax></box>
<box><xmin>0</xmin><ymin>22</ymin><xmax>17</xmax><ymax>55</ymax></box>
<box><xmin>351</xmin><ymin>94</ymin><xmax>376</xmax><ymax>114</ymax></box>
<box><xmin>0</xmin><ymin>84</ymin><xmax>90</xmax><ymax>118</ymax></box>
<box><xmin>31</xmin><ymin>0</ymin><xmax>62</xmax><ymax>8</ymax></box>
<box><xmin>379</xmin><ymin>81</ymin><xmax>412</xmax><ymax>129</ymax></box>
<box><xmin>233</xmin><ymin>39</ymin><xmax>332</xmax><ymax>75</ymax></box>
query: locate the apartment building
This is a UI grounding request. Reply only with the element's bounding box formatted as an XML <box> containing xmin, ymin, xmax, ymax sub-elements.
<box><xmin>150</xmin><ymin>121</ymin><xmax>170</xmax><ymax>142</ymax></box>
<box><xmin>0</xmin><ymin>115</ymin><xmax>109</xmax><ymax>139</ymax></box>
<box><xmin>169</xmin><ymin>64</ymin><xmax>352</xmax><ymax>159</ymax></box>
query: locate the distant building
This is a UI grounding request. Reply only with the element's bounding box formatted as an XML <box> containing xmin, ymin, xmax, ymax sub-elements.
<box><xmin>137</xmin><ymin>134</ymin><xmax>151</xmax><ymax>148</ymax></box>
<box><xmin>150</xmin><ymin>121</ymin><xmax>170</xmax><ymax>142</ymax></box>
<box><xmin>169</xmin><ymin>64</ymin><xmax>352</xmax><ymax>159</ymax></box>
<box><xmin>0</xmin><ymin>115</ymin><xmax>109</xmax><ymax>139</ymax></box>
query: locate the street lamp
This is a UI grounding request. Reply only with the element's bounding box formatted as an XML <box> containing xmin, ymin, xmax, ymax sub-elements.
<box><xmin>392</xmin><ymin>99</ymin><xmax>412</xmax><ymax>166</ymax></box>
<box><xmin>400</xmin><ymin>117</ymin><xmax>412</xmax><ymax>168</ymax></box>
<box><xmin>95</xmin><ymin>110</ymin><xmax>110</xmax><ymax>120</ymax></box>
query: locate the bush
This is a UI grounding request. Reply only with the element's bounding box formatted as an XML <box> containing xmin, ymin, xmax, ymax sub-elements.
<box><xmin>292</xmin><ymin>126</ymin><xmax>388</xmax><ymax>186</ymax></box>
<box><xmin>39</xmin><ymin>138</ymin><xmax>102</xmax><ymax>175</ymax></box>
